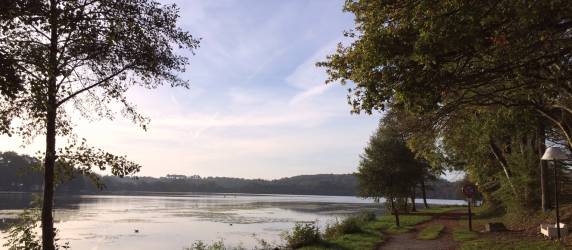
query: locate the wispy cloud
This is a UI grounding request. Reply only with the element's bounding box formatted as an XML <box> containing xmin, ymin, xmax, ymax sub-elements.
<box><xmin>0</xmin><ymin>0</ymin><xmax>379</xmax><ymax>179</ymax></box>
<box><xmin>286</xmin><ymin>37</ymin><xmax>352</xmax><ymax>105</ymax></box>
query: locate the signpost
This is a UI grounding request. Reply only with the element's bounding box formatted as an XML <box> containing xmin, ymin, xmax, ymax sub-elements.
<box><xmin>462</xmin><ymin>184</ymin><xmax>477</xmax><ymax>231</ymax></box>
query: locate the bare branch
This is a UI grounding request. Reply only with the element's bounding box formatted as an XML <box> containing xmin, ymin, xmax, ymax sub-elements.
<box><xmin>56</xmin><ymin>64</ymin><xmax>132</xmax><ymax>106</ymax></box>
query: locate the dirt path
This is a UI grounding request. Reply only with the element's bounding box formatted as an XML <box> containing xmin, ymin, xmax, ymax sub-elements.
<box><xmin>378</xmin><ymin>210</ymin><xmax>464</xmax><ymax>250</ymax></box>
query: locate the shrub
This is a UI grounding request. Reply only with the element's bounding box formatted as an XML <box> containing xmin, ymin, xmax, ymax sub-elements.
<box><xmin>4</xmin><ymin>206</ymin><xmax>70</xmax><ymax>250</ymax></box>
<box><xmin>356</xmin><ymin>211</ymin><xmax>376</xmax><ymax>222</ymax></box>
<box><xmin>323</xmin><ymin>216</ymin><xmax>364</xmax><ymax>239</ymax></box>
<box><xmin>283</xmin><ymin>223</ymin><xmax>321</xmax><ymax>248</ymax></box>
<box><xmin>186</xmin><ymin>240</ymin><xmax>226</xmax><ymax>250</ymax></box>
<box><xmin>185</xmin><ymin>239</ymin><xmax>275</xmax><ymax>250</ymax></box>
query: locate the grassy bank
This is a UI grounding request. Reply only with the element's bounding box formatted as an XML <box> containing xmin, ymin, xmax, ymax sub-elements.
<box><xmin>296</xmin><ymin>207</ymin><xmax>458</xmax><ymax>250</ymax></box>
<box><xmin>452</xmin><ymin>206</ymin><xmax>568</xmax><ymax>250</ymax></box>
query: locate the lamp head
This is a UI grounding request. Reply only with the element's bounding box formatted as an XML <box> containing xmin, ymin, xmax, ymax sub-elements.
<box><xmin>541</xmin><ymin>147</ymin><xmax>569</xmax><ymax>161</ymax></box>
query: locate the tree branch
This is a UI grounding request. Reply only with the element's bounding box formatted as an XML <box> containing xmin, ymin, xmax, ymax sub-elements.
<box><xmin>489</xmin><ymin>139</ymin><xmax>517</xmax><ymax>195</ymax></box>
<box><xmin>56</xmin><ymin>64</ymin><xmax>131</xmax><ymax>106</ymax></box>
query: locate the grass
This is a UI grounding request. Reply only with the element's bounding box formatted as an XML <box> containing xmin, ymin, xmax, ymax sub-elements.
<box><xmin>384</xmin><ymin>225</ymin><xmax>414</xmax><ymax>234</ymax></box>
<box><xmin>417</xmin><ymin>224</ymin><xmax>445</xmax><ymax>240</ymax></box>
<box><xmin>452</xmin><ymin>206</ymin><xmax>567</xmax><ymax>250</ymax></box>
<box><xmin>460</xmin><ymin>239</ymin><xmax>565</xmax><ymax>250</ymax></box>
<box><xmin>299</xmin><ymin>207</ymin><xmax>445</xmax><ymax>250</ymax></box>
<box><xmin>373</xmin><ymin>214</ymin><xmax>432</xmax><ymax>233</ymax></box>
<box><xmin>418</xmin><ymin>206</ymin><xmax>463</xmax><ymax>214</ymax></box>
<box><xmin>453</xmin><ymin>229</ymin><xmax>478</xmax><ymax>241</ymax></box>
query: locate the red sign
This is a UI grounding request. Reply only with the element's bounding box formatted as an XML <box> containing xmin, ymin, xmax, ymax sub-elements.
<box><xmin>462</xmin><ymin>184</ymin><xmax>477</xmax><ymax>198</ymax></box>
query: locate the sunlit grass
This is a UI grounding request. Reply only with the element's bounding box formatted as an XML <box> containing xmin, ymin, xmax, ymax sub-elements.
<box><xmin>299</xmin><ymin>207</ymin><xmax>447</xmax><ymax>250</ymax></box>
<box><xmin>454</xmin><ymin>206</ymin><xmax>566</xmax><ymax>250</ymax></box>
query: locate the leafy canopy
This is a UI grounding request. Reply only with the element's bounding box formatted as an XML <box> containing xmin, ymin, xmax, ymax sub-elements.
<box><xmin>0</xmin><ymin>0</ymin><xmax>200</xmax><ymax>176</ymax></box>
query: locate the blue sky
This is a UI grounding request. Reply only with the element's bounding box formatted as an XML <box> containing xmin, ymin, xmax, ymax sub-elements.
<box><xmin>0</xmin><ymin>0</ymin><xmax>381</xmax><ymax>179</ymax></box>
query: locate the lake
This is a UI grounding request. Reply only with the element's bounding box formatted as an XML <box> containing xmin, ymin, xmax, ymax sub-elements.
<box><xmin>0</xmin><ymin>192</ymin><xmax>466</xmax><ymax>249</ymax></box>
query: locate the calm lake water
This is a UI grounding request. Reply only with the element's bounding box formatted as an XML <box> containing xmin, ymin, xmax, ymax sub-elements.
<box><xmin>0</xmin><ymin>192</ymin><xmax>466</xmax><ymax>249</ymax></box>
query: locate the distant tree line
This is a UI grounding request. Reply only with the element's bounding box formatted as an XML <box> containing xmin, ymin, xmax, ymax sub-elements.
<box><xmin>0</xmin><ymin>151</ymin><xmax>463</xmax><ymax>199</ymax></box>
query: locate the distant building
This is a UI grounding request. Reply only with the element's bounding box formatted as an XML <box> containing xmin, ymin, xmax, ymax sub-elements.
<box><xmin>166</xmin><ymin>174</ymin><xmax>187</xmax><ymax>180</ymax></box>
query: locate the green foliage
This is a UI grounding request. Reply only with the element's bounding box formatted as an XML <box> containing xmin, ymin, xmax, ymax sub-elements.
<box><xmin>355</xmin><ymin>117</ymin><xmax>423</xmax><ymax>206</ymax></box>
<box><xmin>324</xmin><ymin>217</ymin><xmax>363</xmax><ymax>239</ymax></box>
<box><xmin>440</xmin><ymin>107</ymin><xmax>543</xmax><ymax>211</ymax></box>
<box><xmin>355</xmin><ymin>211</ymin><xmax>376</xmax><ymax>222</ymax></box>
<box><xmin>300</xmin><ymin>209</ymin><xmax>440</xmax><ymax>250</ymax></box>
<box><xmin>324</xmin><ymin>211</ymin><xmax>377</xmax><ymax>238</ymax></box>
<box><xmin>186</xmin><ymin>240</ymin><xmax>229</xmax><ymax>250</ymax></box>
<box><xmin>283</xmin><ymin>223</ymin><xmax>321</xmax><ymax>249</ymax></box>
<box><xmin>3</xmin><ymin>208</ymin><xmax>41</xmax><ymax>250</ymax></box>
<box><xmin>1</xmin><ymin>1</ymin><xmax>199</xmax><ymax>248</ymax></box>
<box><xmin>320</xmin><ymin>0</ymin><xmax>571</xmax><ymax>138</ymax></box>
<box><xmin>184</xmin><ymin>239</ymin><xmax>278</xmax><ymax>250</ymax></box>
<box><xmin>320</xmin><ymin>0</ymin><xmax>572</xmax><ymax>215</ymax></box>
<box><xmin>3</xmin><ymin>199</ymin><xmax>70</xmax><ymax>250</ymax></box>
<box><xmin>0</xmin><ymin>0</ymin><xmax>200</xmax><ymax>136</ymax></box>
<box><xmin>417</xmin><ymin>224</ymin><xmax>444</xmax><ymax>240</ymax></box>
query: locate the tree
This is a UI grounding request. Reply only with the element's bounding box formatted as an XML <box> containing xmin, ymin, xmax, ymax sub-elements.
<box><xmin>319</xmin><ymin>0</ymin><xmax>571</xmax><ymax>142</ymax></box>
<box><xmin>356</xmin><ymin>117</ymin><xmax>422</xmax><ymax>226</ymax></box>
<box><xmin>417</xmin><ymin>160</ymin><xmax>438</xmax><ymax>209</ymax></box>
<box><xmin>0</xmin><ymin>1</ymin><xmax>199</xmax><ymax>249</ymax></box>
<box><xmin>320</xmin><ymin>0</ymin><xmax>570</xmax><ymax>213</ymax></box>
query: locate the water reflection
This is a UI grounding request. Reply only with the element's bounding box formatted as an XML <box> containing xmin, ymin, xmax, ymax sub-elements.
<box><xmin>0</xmin><ymin>192</ymin><xmax>465</xmax><ymax>249</ymax></box>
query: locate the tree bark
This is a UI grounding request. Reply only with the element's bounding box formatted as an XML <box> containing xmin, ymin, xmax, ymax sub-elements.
<box><xmin>421</xmin><ymin>179</ymin><xmax>429</xmax><ymax>208</ymax></box>
<box><xmin>410</xmin><ymin>187</ymin><xmax>417</xmax><ymax>212</ymax></box>
<box><xmin>390</xmin><ymin>197</ymin><xmax>400</xmax><ymax>227</ymax></box>
<box><xmin>489</xmin><ymin>139</ymin><xmax>517</xmax><ymax>194</ymax></box>
<box><xmin>42</xmin><ymin>1</ymin><xmax>58</xmax><ymax>249</ymax></box>
<box><xmin>42</xmin><ymin>107</ymin><xmax>57</xmax><ymax>250</ymax></box>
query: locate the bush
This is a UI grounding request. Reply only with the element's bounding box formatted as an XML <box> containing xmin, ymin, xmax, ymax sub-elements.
<box><xmin>186</xmin><ymin>240</ymin><xmax>226</xmax><ymax>250</ymax></box>
<box><xmin>283</xmin><ymin>223</ymin><xmax>321</xmax><ymax>248</ymax></box>
<box><xmin>323</xmin><ymin>216</ymin><xmax>365</xmax><ymax>239</ymax></box>
<box><xmin>356</xmin><ymin>211</ymin><xmax>376</xmax><ymax>222</ymax></box>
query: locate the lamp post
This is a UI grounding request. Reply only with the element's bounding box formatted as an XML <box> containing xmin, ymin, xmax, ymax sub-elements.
<box><xmin>541</xmin><ymin>146</ymin><xmax>569</xmax><ymax>239</ymax></box>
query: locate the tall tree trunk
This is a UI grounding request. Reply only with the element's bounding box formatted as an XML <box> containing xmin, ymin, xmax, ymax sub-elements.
<box><xmin>402</xmin><ymin>197</ymin><xmax>409</xmax><ymax>212</ymax></box>
<box><xmin>421</xmin><ymin>179</ymin><xmax>429</xmax><ymax>209</ymax></box>
<box><xmin>390</xmin><ymin>197</ymin><xmax>400</xmax><ymax>227</ymax></box>
<box><xmin>42</xmin><ymin>108</ymin><xmax>57</xmax><ymax>250</ymax></box>
<box><xmin>410</xmin><ymin>187</ymin><xmax>417</xmax><ymax>212</ymax></box>
<box><xmin>489</xmin><ymin>139</ymin><xmax>517</xmax><ymax>195</ymax></box>
<box><xmin>42</xmin><ymin>1</ymin><xmax>58</xmax><ymax>249</ymax></box>
<box><xmin>538</xmin><ymin>123</ymin><xmax>551</xmax><ymax>211</ymax></box>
